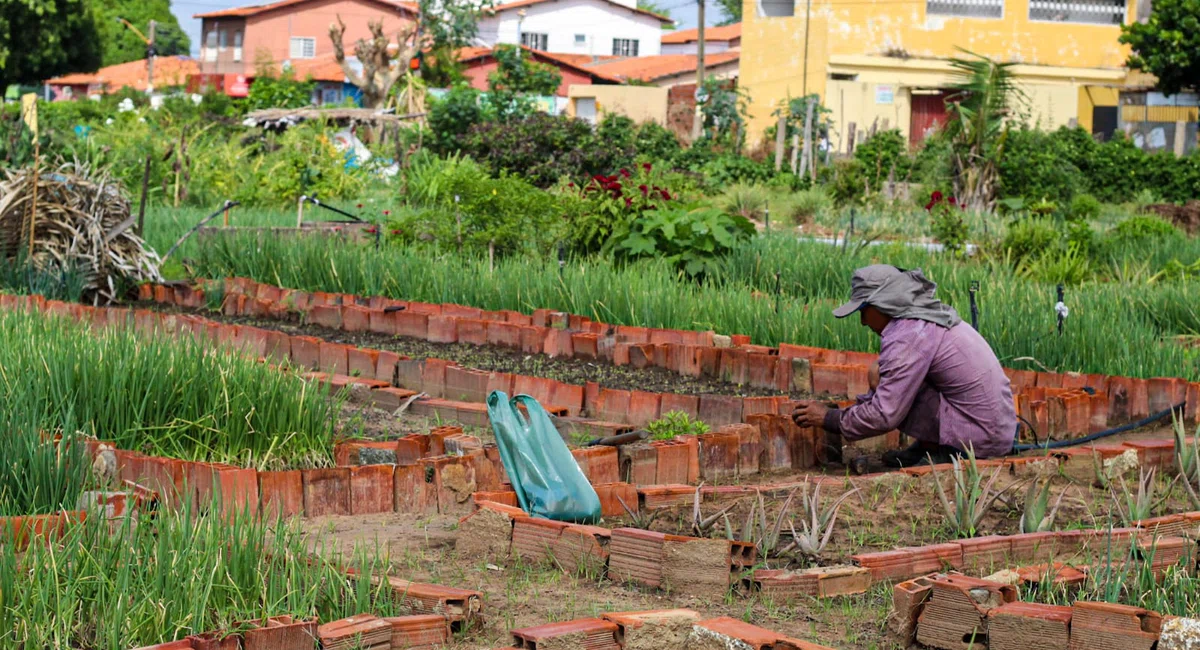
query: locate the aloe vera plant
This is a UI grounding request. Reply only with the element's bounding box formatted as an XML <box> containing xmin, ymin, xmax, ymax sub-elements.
<box><xmin>930</xmin><ymin>448</ymin><xmax>1021</xmax><ymax>538</ymax></box>
<box><xmin>1019</xmin><ymin>477</ymin><xmax>1066</xmax><ymax>533</ymax></box>
<box><xmin>1111</xmin><ymin>467</ymin><xmax>1174</xmax><ymax>526</ymax></box>
<box><xmin>789</xmin><ymin>479</ymin><xmax>859</xmax><ymax>557</ymax></box>
<box><xmin>1173</xmin><ymin>415</ymin><xmax>1200</xmax><ymax>509</ymax></box>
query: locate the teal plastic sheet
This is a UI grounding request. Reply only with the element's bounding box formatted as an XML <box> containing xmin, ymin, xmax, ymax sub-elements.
<box><xmin>486</xmin><ymin>391</ymin><xmax>601</xmax><ymax>523</ymax></box>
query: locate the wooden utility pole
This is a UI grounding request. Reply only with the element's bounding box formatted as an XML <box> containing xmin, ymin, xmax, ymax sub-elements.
<box><xmin>147</xmin><ymin>20</ymin><xmax>157</xmax><ymax>90</ymax></box>
<box><xmin>691</xmin><ymin>0</ymin><xmax>706</xmax><ymax>141</ymax></box>
<box><xmin>774</xmin><ymin>115</ymin><xmax>787</xmax><ymax>171</ymax></box>
<box><xmin>801</xmin><ymin>0</ymin><xmax>812</xmax><ymax>96</ymax></box>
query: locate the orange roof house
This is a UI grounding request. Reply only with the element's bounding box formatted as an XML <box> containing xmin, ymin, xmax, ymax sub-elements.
<box><xmin>584</xmin><ymin>50</ymin><xmax>740</xmax><ymax>87</ymax></box>
<box><xmin>661</xmin><ymin>23</ymin><xmax>740</xmax><ymax>54</ymax></box>
<box><xmin>47</xmin><ymin>57</ymin><xmax>199</xmax><ymax>99</ymax></box>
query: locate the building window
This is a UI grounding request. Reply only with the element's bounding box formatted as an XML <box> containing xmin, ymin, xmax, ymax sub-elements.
<box><xmin>219</xmin><ymin>30</ymin><xmax>228</xmax><ymax>48</ymax></box>
<box><xmin>574</xmin><ymin>33</ymin><xmax>586</xmax><ymax>45</ymax></box>
<box><xmin>233</xmin><ymin>31</ymin><xmax>243</xmax><ymax>62</ymax></box>
<box><xmin>612</xmin><ymin>38</ymin><xmax>639</xmax><ymax>56</ymax></box>
<box><xmin>758</xmin><ymin>0</ymin><xmax>795</xmax><ymax>17</ymax></box>
<box><xmin>203</xmin><ymin>29</ymin><xmax>218</xmax><ymax>62</ymax></box>
<box><xmin>289</xmin><ymin>37</ymin><xmax>316</xmax><ymax>59</ymax></box>
<box><xmin>321</xmin><ymin>87</ymin><xmax>344</xmax><ymax>105</ymax></box>
<box><xmin>926</xmin><ymin>0</ymin><xmax>1003</xmax><ymax>18</ymax></box>
<box><xmin>521</xmin><ymin>32</ymin><xmax>549</xmax><ymax>50</ymax></box>
<box><xmin>1029</xmin><ymin>0</ymin><xmax>1124</xmax><ymax>23</ymax></box>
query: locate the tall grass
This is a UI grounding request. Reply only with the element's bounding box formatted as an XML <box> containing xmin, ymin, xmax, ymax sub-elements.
<box><xmin>0</xmin><ymin>407</ymin><xmax>91</xmax><ymax>517</ymax></box>
<box><xmin>181</xmin><ymin>230</ymin><xmax>1199</xmax><ymax>380</ymax></box>
<box><xmin>0</xmin><ymin>308</ymin><xmax>337</xmax><ymax>468</ymax></box>
<box><xmin>0</xmin><ymin>505</ymin><xmax>403</xmax><ymax>649</ymax></box>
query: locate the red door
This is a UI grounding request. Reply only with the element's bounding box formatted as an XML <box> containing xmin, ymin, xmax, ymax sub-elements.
<box><xmin>910</xmin><ymin>91</ymin><xmax>950</xmax><ymax>146</ymax></box>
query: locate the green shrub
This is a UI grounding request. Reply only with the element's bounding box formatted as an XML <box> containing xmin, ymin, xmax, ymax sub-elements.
<box><xmin>647</xmin><ymin>410</ymin><xmax>709</xmax><ymax>441</ymax></box>
<box><xmin>609</xmin><ymin>205</ymin><xmax>755</xmax><ymax>277</ymax></box>
<box><xmin>427</xmin><ymin>84</ymin><xmax>486</xmax><ymax>155</ymax></box>
<box><xmin>779</xmin><ymin>187</ymin><xmax>832</xmax><ymax>224</ymax></box>
<box><xmin>396</xmin><ymin>154</ymin><xmax>563</xmax><ymax>256</ymax></box>
<box><xmin>1108</xmin><ymin>214</ymin><xmax>1180</xmax><ymax>245</ymax></box>
<box><xmin>926</xmin><ymin>193</ymin><xmax>968</xmax><ymax>255</ymax></box>
<box><xmin>854</xmin><ymin>129</ymin><xmax>912</xmax><ymax>189</ymax></box>
<box><xmin>825</xmin><ymin>159</ymin><xmax>867</xmax><ymax>206</ymax></box>
<box><xmin>597</xmin><ymin>113</ymin><xmax>637</xmax><ymax>151</ymax></box>
<box><xmin>1003</xmin><ymin>217</ymin><xmax>1062</xmax><ymax>262</ymax></box>
<box><xmin>460</xmin><ymin>112</ymin><xmax>633</xmax><ymax>187</ymax></box>
<box><xmin>634</xmin><ymin>121</ymin><xmax>682</xmax><ymax>161</ymax></box>
<box><xmin>996</xmin><ymin>127</ymin><xmax>1084</xmax><ymax>204</ymax></box>
<box><xmin>1069</xmin><ymin>194</ymin><xmax>1102</xmax><ymax>222</ymax></box>
<box><xmin>719</xmin><ymin>183</ymin><xmax>770</xmax><ymax>221</ymax></box>
<box><xmin>695</xmin><ymin>154</ymin><xmax>774</xmax><ymax>186</ymax></box>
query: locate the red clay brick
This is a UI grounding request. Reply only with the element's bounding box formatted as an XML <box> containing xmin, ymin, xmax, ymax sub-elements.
<box><xmin>350</xmin><ymin>465</ymin><xmax>395</xmax><ymax>515</ymax></box>
<box><xmin>719</xmin><ymin>348</ymin><xmax>749</xmax><ymax>385</ymax></box>
<box><xmin>318</xmin><ymin>342</ymin><xmax>349</xmax><ymax>375</ymax></box>
<box><xmin>457</xmin><ymin>318</ymin><xmax>488</xmax><ymax>346</ymax></box>
<box><xmin>341</xmin><ymin>306</ymin><xmax>371</xmax><ymax>332</ymax></box>
<box><xmin>302</xmin><ymin>468</ymin><xmax>350</xmax><ymax>517</ymax></box>
<box><xmin>627</xmin><ymin>391</ymin><xmax>662</xmax><ymax>427</ymax></box>
<box><xmin>308</xmin><ymin>304</ymin><xmax>342</xmax><ymax>329</ymax></box>
<box><xmin>347</xmin><ymin>347</ymin><xmax>380</xmax><ymax>379</ymax></box>
<box><xmin>519</xmin><ymin>326</ymin><xmax>548</xmax><ymax>355</ymax></box>
<box><xmin>697</xmin><ymin>394</ymin><xmax>743</xmax><ymax>427</ymax></box>
<box><xmin>660</xmin><ymin>393</ymin><xmax>700</xmax><ymax>419</ymax></box>
<box><xmin>571</xmin><ymin>333</ymin><xmax>600</xmax><ymax>359</ymax></box>
<box><xmin>426</xmin><ymin>315</ymin><xmax>457</xmax><ymax>344</ymax></box>
<box><xmin>486</xmin><ymin>321</ymin><xmax>523</xmax><ymax>349</ymax></box>
<box><xmin>551</xmin><ymin>382</ymin><xmax>585</xmax><ymax>416</ymax></box>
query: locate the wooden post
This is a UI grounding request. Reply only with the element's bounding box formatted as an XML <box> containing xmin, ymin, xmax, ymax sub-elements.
<box><xmin>691</xmin><ymin>0</ymin><xmax>706</xmax><ymax>142</ymax></box>
<box><xmin>774</xmin><ymin>115</ymin><xmax>787</xmax><ymax>171</ymax></box>
<box><xmin>27</xmin><ymin>138</ymin><xmax>39</xmax><ymax>257</ymax></box>
<box><xmin>1174</xmin><ymin>121</ymin><xmax>1187</xmax><ymax>156</ymax></box>
<box><xmin>799</xmin><ymin>100</ymin><xmax>815</xmax><ymax>177</ymax></box>
<box><xmin>223</xmin><ymin>204</ymin><xmax>231</xmax><ymax>227</ymax></box>
<box><xmin>136</xmin><ymin>154</ymin><xmax>151</xmax><ymax>236</ymax></box>
<box><xmin>297</xmin><ymin>196</ymin><xmax>305</xmax><ymax>227</ymax></box>
<box><xmin>846</xmin><ymin>122</ymin><xmax>857</xmax><ymax>154</ymax></box>
<box><xmin>790</xmin><ymin>133</ymin><xmax>800</xmax><ymax>173</ymax></box>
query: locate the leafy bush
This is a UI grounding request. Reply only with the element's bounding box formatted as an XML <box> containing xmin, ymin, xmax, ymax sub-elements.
<box><xmin>394</xmin><ymin>154</ymin><xmax>563</xmax><ymax>256</ymax></box>
<box><xmin>824</xmin><ymin>159</ymin><xmax>867</xmax><ymax>206</ymax></box>
<box><xmin>854</xmin><ymin>129</ymin><xmax>912</xmax><ymax>189</ymax></box>
<box><xmin>426</xmin><ymin>84</ymin><xmax>486</xmax><ymax>155</ymax></box>
<box><xmin>926</xmin><ymin>192</ymin><xmax>968</xmax><ymax>254</ymax></box>
<box><xmin>596</xmin><ymin>113</ymin><xmax>637</xmax><ymax>151</ymax></box>
<box><xmin>566</xmin><ymin>163</ymin><xmax>678</xmax><ymax>254</ymax></box>
<box><xmin>647</xmin><ymin>411</ymin><xmax>709</xmax><ymax>441</ymax></box>
<box><xmin>996</xmin><ymin>127</ymin><xmax>1084</xmax><ymax>204</ymax></box>
<box><xmin>719</xmin><ymin>183</ymin><xmax>769</xmax><ymax>221</ymax></box>
<box><xmin>460</xmin><ymin>112</ymin><xmax>633</xmax><ymax>187</ymax></box>
<box><xmin>779</xmin><ymin>187</ymin><xmax>832</xmax><ymax>224</ymax></box>
<box><xmin>694</xmin><ymin>153</ymin><xmax>775</xmax><ymax>187</ymax></box>
<box><xmin>1016</xmin><ymin>244</ymin><xmax>1093</xmax><ymax>286</ymax></box>
<box><xmin>246</xmin><ymin>64</ymin><xmax>315</xmax><ymax>110</ymax></box>
<box><xmin>634</xmin><ymin>121</ymin><xmax>682</xmax><ymax>161</ymax></box>
<box><xmin>1002</xmin><ymin>217</ymin><xmax>1061</xmax><ymax>262</ymax></box>
<box><xmin>1068</xmin><ymin>193</ymin><xmax>1102</xmax><ymax>222</ymax></box>
<box><xmin>1107</xmin><ymin>214</ymin><xmax>1180</xmax><ymax>245</ymax></box>
<box><xmin>610</xmin><ymin>205</ymin><xmax>755</xmax><ymax>277</ymax></box>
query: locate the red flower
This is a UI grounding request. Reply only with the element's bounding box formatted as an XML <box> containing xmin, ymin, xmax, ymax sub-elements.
<box><xmin>931</xmin><ymin>191</ymin><xmax>943</xmax><ymax>202</ymax></box>
<box><xmin>641</xmin><ymin>162</ymin><xmax>651</xmax><ymax>172</ymax></box>
<box><xmin>659</xmin><ymin>189</ymin><xmax>671</xmax><ymax>200</ymax></box>
<box><xmin>356</xmin><ymin>203</ymin><xmax>363</xmax><ymax>209</ymax></box>
<box><xmin>390</xmin><ymin>229</ymin><xmax>401</xmax><ymax>235</ymax></box>
<box><xmin>366</xmin><ymin>227</ymin><xmax>378</xmax><ymax>234</ymax></box>
<box><xmin>592</xmin><ymin>175</ymin><xmax>607</xmax><ymax>183</ymax></box>
<box><xmin>948</xmin><ymin>196</ymin><xmax>958</xmax><ymax>205</ymax></box>
<box><xmin>924</xmin><ymin>201</ymin><xmax>935</xmax><ymax>211</ymax></box>
<box><xmin>608</xmin><ymin>181</ymin><xmax>622</xmax><ymax>191</ymax></box>
<box><xmin>567</xmin><ymin>182</ymin><xmax>575</xmax><ymax>188</ymax></box>
<box><xmin>624</xmin><ymin>197</ymin><xmax>632</xmax><ymax>207</ymax></box>
<box><xmin>619</xmin><ymin>168</ymin><xmax>631</xmax><ymax>178</ymax></box>
<box><xmin>638</xmin><ymin>184</ymin><xmax>648</xmax><ymax>194</ymax></box>
<box><xmin>383</xmin><ymin>210</ymin><xmax>391</xmax><ymax>216</ymax></box>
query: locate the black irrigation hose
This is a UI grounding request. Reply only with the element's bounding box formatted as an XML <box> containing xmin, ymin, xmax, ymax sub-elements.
<box><xmin>1011</xmin><ymin>401</ymin><xmax>1185</xmax><ymax>453</ymax></box>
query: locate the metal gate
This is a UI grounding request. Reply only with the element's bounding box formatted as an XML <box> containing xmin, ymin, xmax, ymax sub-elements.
<box><xmin>909</xmin><ymin>91</ymin><xmax>950</xmax><ymax>146</ymax></box>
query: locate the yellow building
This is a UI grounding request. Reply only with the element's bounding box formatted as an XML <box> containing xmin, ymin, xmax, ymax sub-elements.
<box><xmin>739</xmin><ymin>0</ymin><xmax>1144</xmax><ymax>148</ymax></box>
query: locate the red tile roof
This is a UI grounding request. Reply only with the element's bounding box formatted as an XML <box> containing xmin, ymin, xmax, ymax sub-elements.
<box><xmin>661</xmin><ymin>22</ymin><xmax>740</xmax><ymax>44</ymax></box>
<box><xmin>488</xmin><ymin>0</ymin><xmax>674</xmax><ymax>23</ymax></box>
<box><xmin>195</xmin><ymin>0</ymin><xmax>415</xmax><ymax>19</ymax></box>
<box><xmin>456</xmin><ymin>45</ymin><xmax>624</xmax><ymax>83</ymax></box>
<box><xmin>47</xmin><ymin>57</ymin><xmax>200</xmax><ymax>92</ymax></box>
<box><xmin>584</xmin><ymin>50</ymin><xmax>739</xmax><ymax>82</ymax></box>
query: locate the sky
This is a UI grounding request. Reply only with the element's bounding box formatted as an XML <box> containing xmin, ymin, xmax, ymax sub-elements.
<box><xmin>169</xmin><ymin>0</ymin><xmax>730</xmax><ymax>56</ymax></box>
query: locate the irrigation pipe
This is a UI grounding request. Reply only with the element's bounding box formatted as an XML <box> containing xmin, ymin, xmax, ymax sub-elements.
<box><xmin>162</xmin><ymin>200</ymin><xmax>239</xmax><ymax>262</ymax></box>
<box><xmin>1011</xmin><ymin>400</ymin><xmax>1185</xmax><ymax>453</ymax></box>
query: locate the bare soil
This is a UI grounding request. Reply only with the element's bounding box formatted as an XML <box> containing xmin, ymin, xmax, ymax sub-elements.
<box><xmin>150</xmin><ymin>304</ymin><xmax>797</xmax><ymax>399</ymax></box>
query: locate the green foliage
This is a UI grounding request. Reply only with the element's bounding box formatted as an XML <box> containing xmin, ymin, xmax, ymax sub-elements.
<box><xmin>825</xmin><ymin>159</ymin><xmax>867</xmax><ymax>206</ymax></box>
<box><xmin>487</xmin><ymin>44</ymin><xmax>563</xmax><ymax>119</ymax></box>
<box><xmin>393</xmin><ymin>153</ymin><xmax>564</xmax><ymax>256</ymax></box>
<box><xmin>768</xmin><ymin>94</ymin><xmax>832</xmax><ymax>150</ymax></box>
<box><xmin>647</xmin><ymin>410</ymin><xmax>710</xmax><ymax>441</ymax></box>
<box><xmin>714</xmin><ymin>0</ymin><xmax>742</xmax><ymax>23</ymax></box>
<box><xmin>778</xmin><ymin>187</ymin><xmax>832</xmax><ymax>224</ymax></box>
<box><xmin>567</xmin><ymin>164</ymin><xmax>677</xmax><ymax>254</ymax></box>
<box><xmin>719</xmin><ymin>183</ymin><xmax>770</xmax><ymax>221</ymax></box>
<box><xmin>633</xmin><ymin>120</ymin><xmax>682</xmax><ymax>161</ymax></box>
<box><xmin>1069</xmin><ymin>193</ymin><xmax>1102</xmax><ymax>222</ymax></box>
<box><xmin>93</xmin><ymin>0</ymin><xmax>190</xmax><ymax>67</ymax></box>
<box><xmin>427</xmin><ymin>83</ymin><xmax>485</xmax><ymax>154</ymax></box>
<box><xmin>0</xmin><ymin>420</ymin><xmax>89</xmax><ymax>517</ymax></box>
<box><xmin>610</xmin><ymin>204</ymin><xmax>755</xmax><ymax>277</ymax></box>
<box><xmin>697</xmin><ymin>78</ymin><xmax>749</xmax><ymax>150</ymax></box>
<box><xmin>246</xmin><ymin>63</ymin><xmax>315</xmax><ymax>110</ymax></box>
<box><xmin>1120</xmin><ymin>0</ymin><xmax>1200</xmax><ymax>95</ymax></box>
<box><xmin>419</xmin><ymin>0</ymin><xmax>493</xmax><ymax>50</ymax></box>
<box><xmin>460</xmin><ymin>112</ymin><xmax>633</xmax><ymax>187</ymax></box>
<box><xmin>1017</xmin><ymin>243</ymin><xmax>1093</xmax><ymax>286</ymax></box>
<box><xmin>1109</xmin><ymin>214</ymin><xmax>1181</xmax><ymax>245</ymax></box>
<box><xmin>0</xmin><ymin>0</ymin><xmax>102</xmax><ymax>87</ymax></box>
<box><xmin>1002</xmin><ymin>217</ymin><xmax>1062</xmax><ymax>262</ymax></box>
<box><xmin>637</xmin><ymin>0</ymin><xmax>674</xmax><ymax>22</ymax></box>
<box><xmin>693</xmin><ymin>151</ymin><xmax>775</xmax><ymax>187</ymax></box>
<box><xmin>0</xmin><ymin>308</ymin><xmax>337</xmax><ymax>468</ymax></box>
<box><xmin>927</xmin><ymin>193</ymin><xmax>969</xmax><ymax>255</ymax></box>
<box><xmin>944</xmin><ymin>51</ymin><xmax>1025</xmax><ymax>208</ymax></box>
<box><xmin>996</xmin><ymin>127</ymin><xmax>1085</xmax><ymax>205</ymax></box>
<box><xmin>854</xmin><ymin>129</ymin><xmax>912</xmax><ymax>189</ymax></box>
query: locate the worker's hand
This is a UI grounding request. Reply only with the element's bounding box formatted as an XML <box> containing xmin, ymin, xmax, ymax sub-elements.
<box><xmin>792</xmin><ymin>401</ymin><xmax>829</xmax><ymax>429</ymax></box>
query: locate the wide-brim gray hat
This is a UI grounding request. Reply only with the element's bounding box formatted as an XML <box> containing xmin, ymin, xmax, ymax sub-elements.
<box><xmin>832</xmin><ymin>265</ymin><xmax>961</xmax><ymax>328</ymax></box>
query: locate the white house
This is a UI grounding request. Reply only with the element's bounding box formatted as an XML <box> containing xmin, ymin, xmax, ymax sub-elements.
<box><xmin>477</xmin><ymin>0</ymin><xmax>673</xmax><ymax>58</ymax></box>
<box><xmin>660</xmin><ymin>23</ymin><xmax>739</xmax><ymax>55</ymax></box>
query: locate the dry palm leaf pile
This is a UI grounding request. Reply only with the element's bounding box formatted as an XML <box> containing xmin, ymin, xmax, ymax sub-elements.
<box><xmin>0</xmin><ymin>163</ymin><xmax>162</xmax><ymax>303</ymax></box>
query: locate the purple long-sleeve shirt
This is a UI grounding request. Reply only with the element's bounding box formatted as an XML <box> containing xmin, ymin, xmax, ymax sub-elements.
<box><xmin>825</xmin><ymin>318</ymin><xmax>1017</xmax><ymax>458</ymax></box>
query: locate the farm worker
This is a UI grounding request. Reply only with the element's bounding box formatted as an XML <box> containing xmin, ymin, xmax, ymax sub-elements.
<box><xmin>791</xmin><ymin>265</ymin><xmax>1016</xmax><ymax>467</ymax></box>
